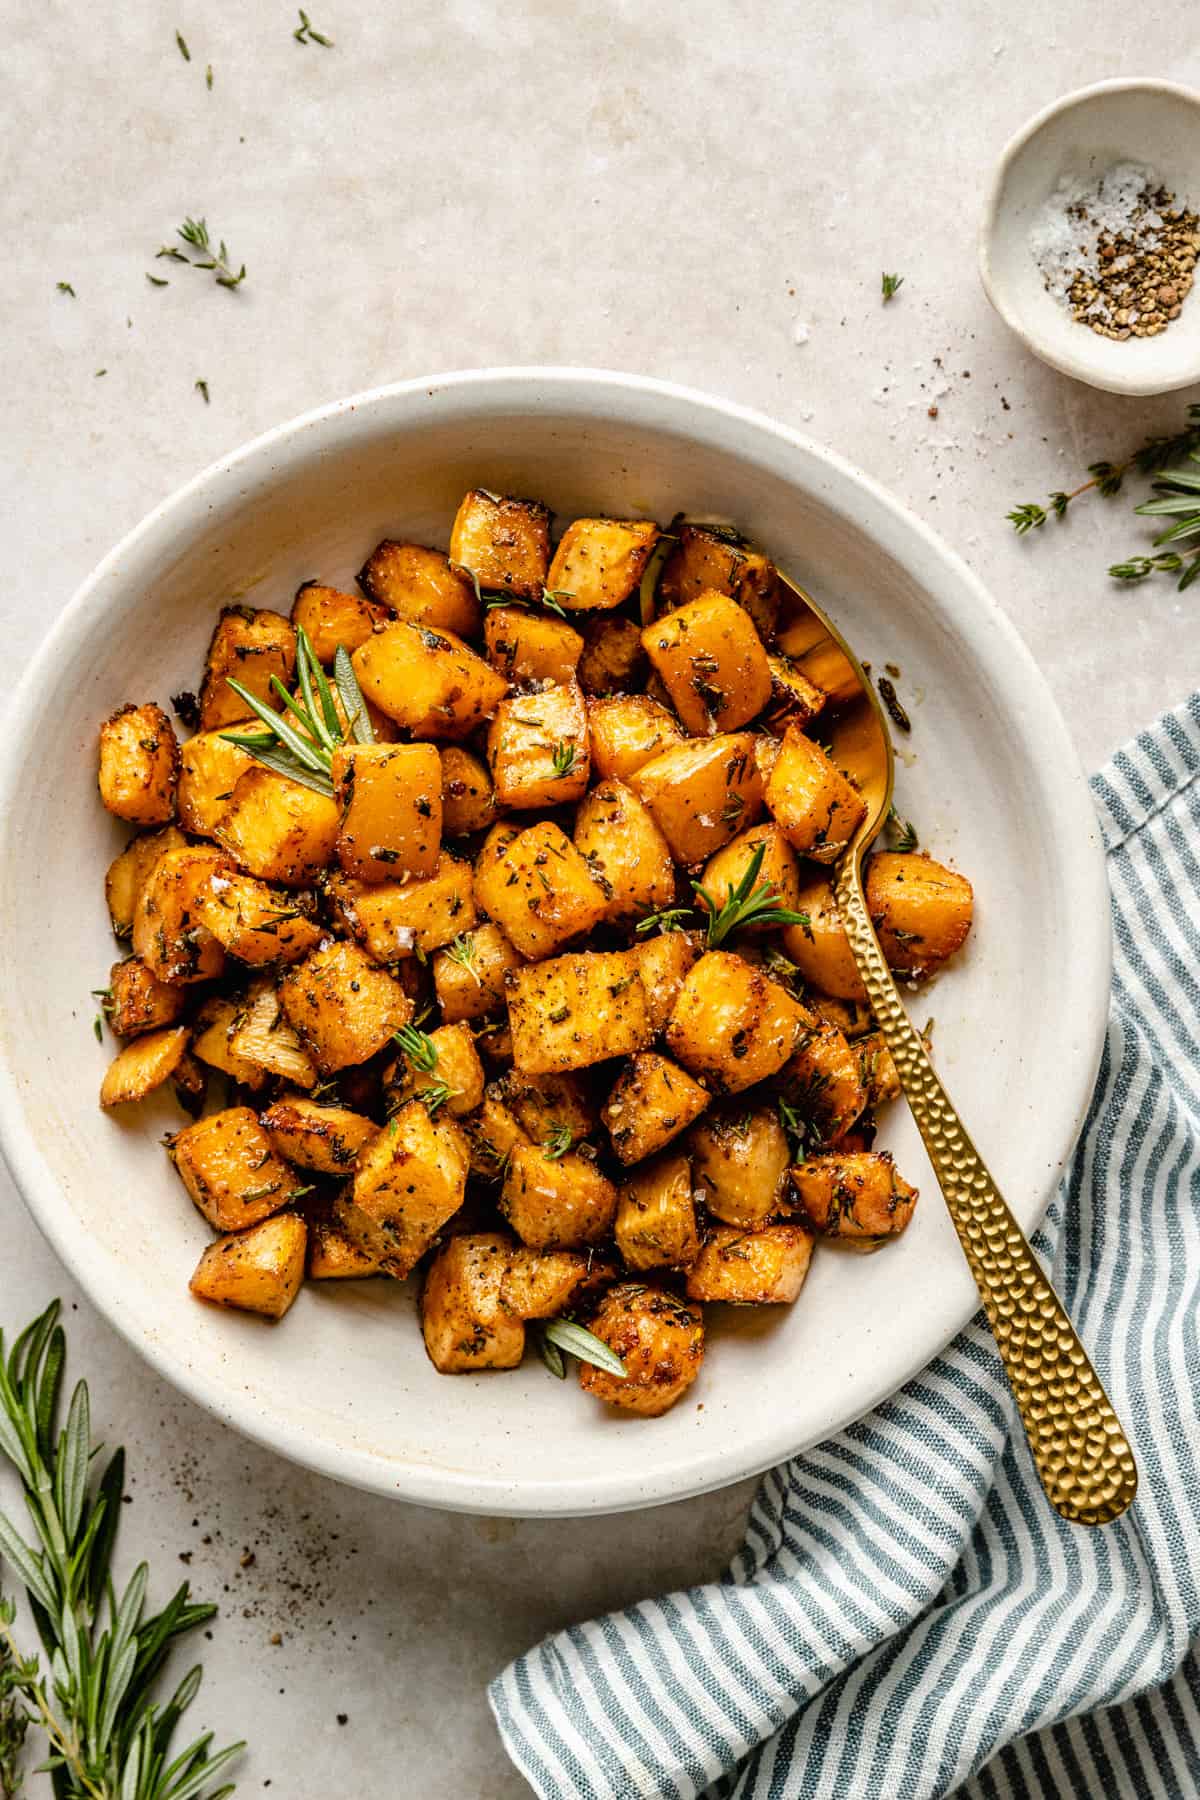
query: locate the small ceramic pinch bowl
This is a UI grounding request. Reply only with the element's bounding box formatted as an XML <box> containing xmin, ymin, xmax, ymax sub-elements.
<box><xmin>980</xmin><ymin>78</ymin><xmax>1200</xmax><ymax>396</ymax></box>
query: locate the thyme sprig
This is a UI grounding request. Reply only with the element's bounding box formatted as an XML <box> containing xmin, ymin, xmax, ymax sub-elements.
<box><xmin>536</xmin><ymin>1320</ymin><xmax>626</xmax><ymax>1382</ymax></box>
<box><xmin>158</xmin><ymin>219</ymin><xmax>246</xmax><ymax>291</ymax></box>
<box><xmin>393</xmin><ymin>1025</ymin><xmax>438</xmax><ymax>1074</ymax></box>
<box><xmin>0</xmin><ymin>1300</ymin><xmax>243</xmax><ymax>1800</ymax></box>
<box><xmin>443</xmin><ymin>936</ymin><xmax>480</xmax><ymax>985</ymax></box>
<box><xmin>886</xmin><ymin>804</ymin><xmax>919</xmax><ymax>855</ymax></box>
<box><xmin>219</xmin><ymin>630</ymin><xmax>373</xmax><ymax>797</ymax></box>
<box><xmin>881</xmin><ymin>272</ymin><xmax>904</xmax><ymax>303</ymax></box>
<box><xmin>542</xmin><ymin>1124</ymin><xmax>574</xmax><ymax>1162</ymax></box>
<box><xmin>549</xmin><ymin>740</ymin><xmax>579</xmax><ymax>780</ymax></box>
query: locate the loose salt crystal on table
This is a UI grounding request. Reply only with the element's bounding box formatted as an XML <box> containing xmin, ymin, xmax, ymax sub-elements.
<box><xmin>791</xmin><ymin>317</ymin><xmax>811</xmax><ymax>345</ymax></box>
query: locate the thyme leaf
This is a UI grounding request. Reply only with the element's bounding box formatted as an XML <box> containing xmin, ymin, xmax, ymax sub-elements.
<box><xmin>881</xmin><ymin>272</ymin><xmax>904</xmax><ymax>303</ymax></box>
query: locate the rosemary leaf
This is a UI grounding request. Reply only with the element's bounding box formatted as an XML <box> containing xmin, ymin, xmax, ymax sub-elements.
<box><xmin>537</xmin><ymin>1331</ymin><xmax>567</xmax><ymax>1380</ymax></box>
<box><xmin>542</xmin><ymin>1319</ymin><xmax>626</xmax><ymax>1379</ymax></box>
<box><xmin>333</xmin><ymin>646</ymin><xmax>375</xmax><ymax>745</ymax></box>
<box><xmin>881</xmin><ymin>272</ymin><xmax>904</xmax><ymax>303</ymax></box>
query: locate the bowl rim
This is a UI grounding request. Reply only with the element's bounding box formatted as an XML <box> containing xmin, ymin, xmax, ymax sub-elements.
<box><xmin>0</xmin><ymin>366</ymin><xmax>1113</xmax><ymax>1514</ymax></box>
<box><xmin>978</xmin><ymin>76</ymin><xmax>1200</xmax><ymax>397</ymax></box>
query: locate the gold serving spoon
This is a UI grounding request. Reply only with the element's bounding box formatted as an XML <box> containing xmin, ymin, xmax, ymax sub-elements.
<box><xmin>777</xmin><ymin>571</ymin><xmax>1138</xmax><ymax>1527</ymax></box>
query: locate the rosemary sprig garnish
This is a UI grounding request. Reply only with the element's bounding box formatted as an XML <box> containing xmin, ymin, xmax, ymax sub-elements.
<box><xmin>393</xmin><ymin>1025</ymin><xmax>438</xmax><ymax>1073</ymax></box>
<box><xmin>293</xmin><ymin>8</ymin><xmax>333</xmax><ymax>46</ymax></box>
<box><xmin>219</xmin><ymin>630</ymin><xmax>372</xmax><ymax>797</ymax></box>
<box><xmin>1113</xmin><ymin>446</ymin><xmax>1200</xmax><ymax>591</ymax></box>
<box><xmin>693</xmin><ymin>842</ymin><xmax>811</xmax><ymax>948</ymax></box>
<box><xmin>881</xmin><ymin>272</ymin><xmax>904</xmax><ymax>303</ymax></box>
<box><xmin>542</xmin><ymin>1124</ymin><xmax>574</xmax><ymax>1161</ymax></box>
<box><xmin>536</xmin><ymin>1319</ymin><xmax>626</xmax><ymax>1381</ymax></box>
<box><xmin>634</xmin><ymin>906</ymin><xmax>693</xmax><ymax>937</ymax></box>
<box><xmin>175</xmin><ymin>29</ymin><xmax>190</xmax><ymax>59</ymax></box>
<box><xmin>160</xmin><ymin>219</ymin><xmax>246</xmax><ymax>291</ymax></box>
<box><xmin>479</xmin><ymin>586</ymin><xmax>570</xmax><ymax>621</ymax></box>
<box><xmin>0</xmin><ymin>1300</ymin><xmax>243</xmax><ymax>1800</ymax></box>
<box><xmin>0</xmin><ymin>1580</ymin><xmax>29</xmax><ymax>1798</ymax></box>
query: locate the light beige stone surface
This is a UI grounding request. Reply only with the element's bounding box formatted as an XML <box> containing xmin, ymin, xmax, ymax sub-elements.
<box><xmin>1</xmin><ymin>2</ymin><xmax>1197</xmax><ymax>1793</ymax></box>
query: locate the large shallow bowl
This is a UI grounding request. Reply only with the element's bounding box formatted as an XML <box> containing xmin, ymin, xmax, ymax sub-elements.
<box><xmin>0</xmin><ymin>369</ymin><xmax>1110</xmax><ymax>1516</ymax></box>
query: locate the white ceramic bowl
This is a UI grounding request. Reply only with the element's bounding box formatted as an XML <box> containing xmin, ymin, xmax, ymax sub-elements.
<box><xmin>0</xmin><ymin>369</ymin><xmax>1111</xmax><ymax>1516</ymax></box>
<box><xmin>980</xmin><ymin>78</ymin><xmax>1200</xmax><ymax>396</ymax></box>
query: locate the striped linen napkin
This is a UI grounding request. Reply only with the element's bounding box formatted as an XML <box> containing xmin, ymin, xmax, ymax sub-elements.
<box><xmin>490</xmin><ymin>694</ymin><xmax>1200</xmax><ymax>1800</ymax></box>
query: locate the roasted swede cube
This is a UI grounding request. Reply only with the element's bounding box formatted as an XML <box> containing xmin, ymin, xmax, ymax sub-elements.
<box><xmin>196</xmin><ymin>867</ymin><xmax>322</xmax><ymax>965</ymax></box>
<box><xmin>576</xmin><ymin>615</ymin><xmax>646</xmax><ymax>697</ymax></box>
<box><xmin>809</xmin><ymin>994</ymin><xmax>874</xmax><ymax>1038</ymax></box>
<box><xmin>386</xmin><ymin>1021</ymin><xmax>485</xmax><ymax>1119</ymax></box>
<box><xmin>328</xmin><ymin>855</ymin><xmax>477</xmax><ymax>961</ymax></box>
<box><xmin>765</xmin><ymin>653</ymin><xmax>826</xmax><ymax>730</ymax></box>
<box><xmin>689</xmin><ymin>1103</ymin><xmax>792</xmax><ymax>1226</ymax></box>
<box><xmin>487</xmin><ymin>682</ymin><xmax>590</xmax><ymax>809</ymax></box>
<box><xmin>780</xmin><ymin>1017</ymin><xmax>868</xmax><ymax>1144</ymax></box>
<box><xmin>189</xmin><ymin>1212</ymin><xmax>307</xmax><ymax>1319</ymax></box>
<box><xmin>214</xmin><ymin>766</ymin><xmax>339</xmax><ymax>887</ymax></box>
<box><xmin>764</xmin><ymin>725</ymin><xmax>867</xmax><ymax>862</ymax></box>
<box><xmin>775</xmin><ymin>614</ymin><xmax>861</xmax><ymax>707</ymax></box>
<box><xmin>484</xmin><ymin>607</ymin><xmax>583</xmax><ymax>686</ymax></box>
<box><xmin>104</xmin><ymin>956</ymin><xmax>187</xmax><ymax>1037</ymax></box>
<box><xmin>631</xmin><ymin>733</ymin><xmax>763</xmax><ymax>867</ymax></box>
<box><xmin>290</xmin><ymin>581</ymin><xmax>390</xmax><ymax>661</ymax></box>
<box><xmin>642</xmin><ymin>590</ymin><xmax>772</xmax><ymax>735</ymax></box>
<box><xmin>169</xmin><ymin>1106</ymin><xmax>300</xmax><ymax>1232</ymax></box>
<box><xmin>260</xmin><ymin>1096</ymin><xmax>378</xmax><ymax>1174</ymax></box>
<box><xmin>449</xmin><ymin>489</ymin><xmax>550</xmax><ymax>601</ymax></box>
<box><xmin>97</xmin><ymin>703</ymin><xmax>180</xmax><ymax>825</ymax></box>
<box><xmin>465</xmin><ymin>1093</ymin><xmax>530</xmax><ymax>1178</ymax></box>
<box><xmin>474</xmin><ymin>821</ymin><xmax>607</xmax><ymax>960</ymax></box>
<box><xmin>351</xmin><ymin>621</ymin><xmax>508</xmax><ymax>740</ymax></box>
<box><xmin>781</xmin><ymin>876</ymin><xmax>867</xmax><ymax>1002</ymax></box>
<box><xmin>308</xmin><ymin>1218</ymin><xmax>382</xmax><ymax>1279</ymax></box>
<box><xmin>659</xmin><ymin>523</ymin><xmax>780</xmax><ymax>642</ymax></box>
<box><xmin>356</xmin><ymin>541</ymin><xmax>481</xmax><ymax>638</ymax></box>
<box><xmin>337</xmin><ymin>1099</ymin><xmax>470</xmax><ymax>1277</ymax></box>
<box><xmin>132</xmin><ymin>844</ymin><xmax>227</xmax><ymax>984</ymax></box>
<box><xmin>588</xmin><ymin>694</ymin><xmax>685</xmax><ymax>782</ymax></box>
<box><xmin>331</xmin><ymin>741</ymin><xmax>443</xmax><ymax>884</ymax></box>
<box><xmin>856</xmin><ymin>1031</ymin><xmax>903</xmax><ymax>1109</ymax></box>
<box><xmin>176</xmin><ymin>731</ymin><xmax>254</xmax><ymax>837</ymax></box>
<box><xmin>433</xmin><ymin>922</ymin><xmax>524</xmax><ymax>1022</ymax></box>
<box><xmin>198</xmin><ymin>606</ymin><xmax>296</xmax><ymax>733</ymax></box>
<box><xmin>99</xmin><ymin>1025</ymin><xmax>191</xmax><ymax>1109</ymax></box>
<box><xmin>105</xmin><ymin>825</ymin><xmax>187</xmax><ymax>938</ymax></box>
<box><xmin>545</xmin><ymin>517</ymin><xmax>659</xmax><ymax>611</ymax></box>
<box><xmin>622</xmin><ymin>930</ymin><xmax>701</xmax><ymax>1033</ymax></box>
<box><xmin>421</xmin><ymin>1233</ymin><xmax>525</xmax><ymax>1372</ymax></box>
<box><xmin>665</xmin><ymin>951</ymin><xmax>802</xmax><ymax>1093</ymax></box>
<box><xmin>280</xmin><ymin>941</ymin><xmax>413</xmax><ymax>1074</ymax></box>
<box><xmin>579</xmin><ymin>1284</ymin><xmax>703</xmax><ymax>1417</ymax></box>
<box><xmin>227</xmin><ymin>982</ymin><xmax>318</xmax><ymax>1088</ymax></box>
<box><xmin>791</xmin><ymin>1150</ymin><xmax>918</xmax><ymax>1242</ymax></box>
<box><xmin>439</xmin><ymin>746</ymin><xmax>497</xmax><ymax>837</ymax></box>
<box><xmin>491</xmin><ymin>1068</ymin><xmax>599</xmax><ymax>1145</ymax></box>
<box><xmin>865</xmin><ymin>853</ymin><xmax>974</xmax><ymax>972</ymax></box>
<box><xmin>614</xmin><ymin>1152</ymin><xmax>700</xmax><ymax>1271</ymax></box>
<box><xmin>685</xmin><ymin>1222</ymin><xmax>814</xmax><ymax>1305</ymax></box>
<box><xmin>506</xmin><ymin>951</ymin><xmax>653</xmax><ymax>1075</ymax></box>
<box><xmin>499</xmin><ymin>1143</ymin><xmax>617</xmax><ymax>1249</ymax></box>
<box><xmin>602</xmin><ymin>1053</ymin><xmax>708</xmax><ymax>1165</ymax></box>
<box><xmin>700</xmin><ymin>824</ymin><xmax>801</xmax><ymax>934</ymax></box>
<box><xmin>499</xmin><ymin>1247</ymin><xmax>596</xmax><ymax>1319</ymax></box>
<box><xmin>572</xmin><ymin>780</ymin><xmax>675</xmax><ymax>925</ymax></box>
<box><xmin>190</xmin><ymin>996</ymin><xmax>270</xmax><ymax>1091</ymax></box>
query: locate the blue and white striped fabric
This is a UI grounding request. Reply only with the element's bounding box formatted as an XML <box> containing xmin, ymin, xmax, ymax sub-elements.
<box><xmin>490</xmin><ymin>693</ymin><xmax>1200</xmax><ymax>1800</ymax></box>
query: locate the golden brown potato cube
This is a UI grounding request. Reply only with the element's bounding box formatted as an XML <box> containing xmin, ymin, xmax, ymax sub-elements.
<box><xmin>356</xmin><ymin>541</ymin><xmax>481</xmax><ymax>638</ymax></box>
<box><xmin>421</xmin><ymin>1233</ymin><xmax>525</xmax><ymax>1371</ymax></box>
<box><xmin>588</xmin><ymin>694</ymin><xmax>685</xmax><ymax>782</ymax></box>
<box><xmin>700</xmin><ymin>824</ymin><xmax>801</xmax><ymax>935</ymax></box>
<box><xmin>331</xmin><ymin>742</ymin><xmax>442</xmax><ymax>884</ymax></box>
<box><xmin>615</xmin><ymin>1152</ymin><xmax>700</xmax><ymax>1270</ymax></box>
<box><xmin>227</xmin><ymin>982</ymin><xmax>318</xmax><ymax>1088</ymax></box>
<box><xmin>439</xmin><ymin>746</ymin><xmax>497</xmax><ymax>837</ymax></box>
<box><xmin>195</xmin><ymin>867</ymin><xmax>322</xmax><ymax>966</ymax></box>
<box><xmin>660</xmin><ymin>524</ymin><xmax>780</xmax><ymax>642</ymax></box>
<box><xmin>491</xmin><ymin>1068</ymin><xmax>599</xmax><ymax>1146</ymax></box>
<box><xmin>545</xmin><ymin>517</ymin><xmax>659</xmax><ymax>612</ymax></box>
<box><xmin>622</xmin><ymin>930</ymin><xmax>702</xmax><ymax>1033</ymax></box>
<box><xmin>308</xmin><ymin>1218</ymin><xmax>382</xmax><ymax>1279</ymax></box>
<box><xmin>337</xmin><ymin>1099</ymin><xmax>470</xmax><ymax>1278</ymax></box>
<box><xmin>189</xmin><ymin>1213</ymin><xmax>307</xmax><ymax>1319</ymax></box>
<box><xmin>291</xmin><ymin>581</ymin><xmax>390</xmax><ymax>661</ymax></box>
<box><xmin>500</xmin><ymin>1143</ymin><xmax>618</xmax><ymax>1249</ymax></box>
<box><xmin>809</xmin><ymin>994</ymin><xmax>875</xmax><ymax>1037</ymax></box>
<box><xmin>487</xmin><ymin>682</ymin><xmax>590</xmax><ymax>810</ymax></box>
<box><xmin>642</xmin><ymin>590</ymin><xmax>772</xmax><ymax>736</ymax></box>
<box><xmin>97</xmin><ymin>703</ymin><xmax>180</xmax><ymax>825</ymax></box>
<box><xmin>351</xmin><ymin>620</ymin><xmax>508</xmax><ymax>741</ymax></box>
<box><xmin>577</xmin><ymin>616</ymin><xmax>646</xmax><ymax>697</ymax></box>
<box><xmin>572</xmin><ymin>780</ymin><xmax>675</xmax><ymax>926</ymax></box>
<box><xmin>328</xmin><ymin>854</ymin><xmax>477</xmax><ymax>961</ymax></box>
<box><xmin>484</xmin><ymin>607</ymin><xmax>583</xmax><ymax>686</ymax></box>
<box><xmin>176</xmin><ymin>732</ymin><xmax>254</xmax><ymax>837</ymax></box>
<box><xmin>214</xmin><ymin>767</ymin><xmax>339</xmax><ymax>888</ymax></box>
<box><xmin>199</xmin><ymin>606</ymin><xmax>296</xmax><ymax>733</ymax></box>
<box><xmin>506</xmin><ymin>952</ymin><xmax>653</xmax><ymax>1076</ymax></box>
<box><xmin>386</xmin><ymin>1022</ymin><xmax>485</xmax><ymax>1119</ymax></box>
<box><xmin>631</xmin><ymin>733</ymin><xmax>763</xmax><ymax>867</ymax></box>
<box><xmin>465</xmin><ymin>1093</ymin><xmax>530</xmax><ymax>1178</ymax></box>
<box><xmin>132</xmin><ymin>845</ymin><xmax>227</xmax><ymax>984</ymax></box>
<box><xmin>665</xmin><ymin>951</ymin><xmax>802</xmax><ymax>1093</ymax></box>
<box><xmin>602</xmin><ymin>1053</ymin><xmax>708</xmax><ymax>1166</ymax></box>
<box><xmin>764</xmin><ymin>725</ymin><xmax>868</xmax><ymax>863</ymax></box>
<box><xmin>765</xmin><ymin>653</ymin><xmax>826</xmax><ymax>730</ymax></box>
<box><xmin>856</xmin><ymin>1031</ymin><xmax>902</xmax><ymax>1109</ymax></box>
<box><xmin>433</xmin><ymin>922</ymin><xmax>524</xmax><ymax>1022</ymax></box>
<box><xmin>499</xmin><ymin>1247</ymin><xmax>594</xmax><ymax>1319</ymax></box>
<box><xmin>865</xmin><ymin>853</ymin><xmax>974</xmax><ymax>972</ymax></box>
<box><xmin>99</xmin><ymin>1025</ymin><xmax>190</xmax><ymax>1108</ymax></box>
<box><xmin>781</xmin><ymin>876</ymin><xmax>867</xmax><ymax>1002</ymax></box>
<box><xmin>775</xmin><ymin>614</ymin><xmax>861</xmax><ymax>707</ymax></box>
<box><xmin>104</xmin><ymin>956</ymin><xmax>187</xmax><ymax>1038</ymax></box>
<box><xmin>105</xmin><ymin>826</ymin><xmax>187</xmax><ymax>939</ymax></box>
<box><xmin>260</xmin><ymin>1096</ymin><xmax>378</xmax><ymax>1174</ymax></box>
<box><xmin>781</xmin><ymin>1017</ymin><xmax>867</xmax><ymax>1145</ymax></box>
<box><xmin>169</xmin><ymin>1106</ymin><xmax>300</xmax><ymax>1232</ymax></box>
<box><xmin>686</xmin><ymin>1222</ymin><xmax>814</xmax><ymax>1305</ymax></box>
<box><xmin>190</xmin><ymin>997</ymin><xmax>270</xmax><ymax>1091</ymax></box>
<box><xmin>579</xmin><ymin>1284</ymin><xmax>703</xmax><ymax>1416</ymax></box>
<box><xmin>279</xmin><ymin>941</ymin><xmax>413</xmax><ymax>1074</ymax></box>
<box><xmin>689</xmin><ymin>1103</ymin><xmax>792</xmax><ymax>1226</ymax></box>
<box><xmin>791</xmin><ymin>1150</ymin><xmax>918</xmax><ymax>1242</ymax></box>
<box><xmin>474</xmin><ymin>821</ymin><xmax>607</xmax><ymax>960</ymax></box>
<box><xmin>450</xmin><ymin>490</ymin><xmax>551</xmax><ymax>601</ymax></box>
